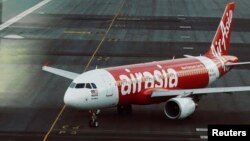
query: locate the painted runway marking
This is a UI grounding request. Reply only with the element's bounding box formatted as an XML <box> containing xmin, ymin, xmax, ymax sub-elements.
<box><xmin>181</xmin><ymin>35</ymin><xmax>190</xmax><ymax>39</ymax></box>
<box><xmin>64</xmin><ymin>30</ymin><xmax>92</xmax><ymax>35</ymax></box>
<box><xmin>43</xmin><ymin>0</ymin><xmax>127</xmax><ymax>141</ymax></box>
<box><xmin>179</xmin><ymin>26</ymin><xmax>191</xmax><ymax>29</ymax></box>
<box><xmin>200</xmin><ymin>135</ymin><xmax>208</xmax><ymax>140</ymax></box>
<box><xmin>177</xmin><ymin>15</ymin><xmax>186</xmax><ymax>20</ymax></box>
<box><xmin>178</xmin><ymin>17</ymin><xmax>186</xmax><ymax>20</ymax></box>
<box><xmin>0</xmin><ymin>0</ymin><xmax>51</xmax><ymax>31</ymax></box>
<box><xmin>196</xmin><ymin>128</ymin><xmax>208</xmax><ymax>132</ymax></box>
<box><xmin>183</xmin><ymin>47</ymin><xmax>194</xmax><ymax>50</ymax></box>
<box><xmin>3</xmin><ymin>35</ymin><xmax>24</xmax><ymax>39</ymax></box>
<box><xmin>196</xmin><ymin>128</ymin><xmax>208</xmax><ymax>140</ymax></box>
<box><xmin>64</xmin><ymin>30</ymin><xmax>105</xmax><ymax>35</ymax></box>
<box><xmin>43</xmin><ymin>105</ymin><xmax>66</xmax><ymax>141</ymax></box>
<box><xmin>83</xmin><ymin>0</ymin><xmax>126</xmax><ymax>72</ymax></box>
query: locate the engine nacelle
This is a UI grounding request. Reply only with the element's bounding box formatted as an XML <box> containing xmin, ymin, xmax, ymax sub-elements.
<box><xmin>164</xmin><ymin>97</ymin><xmax>196</xmax><ymax>119</ymax></box>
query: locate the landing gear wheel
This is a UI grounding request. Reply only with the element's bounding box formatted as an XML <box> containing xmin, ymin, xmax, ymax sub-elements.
<box><xmin>94</xmin><ymin>121</ymin><xmax>99</xmax><ymax>127</ymax></box>
<box><xmin>88</xmin><ymin>109</ymin><xmax>100</xmax><ymax>128</ymax></box>
<box><xmin>117</xmin><ymin>105</ymin><xmax>132</xmax><ymax>115</ymax></box>
<box><xmin>89</xmin><ymin>120</ymin><xmax>99</xmax><ymax>127</ymax></box>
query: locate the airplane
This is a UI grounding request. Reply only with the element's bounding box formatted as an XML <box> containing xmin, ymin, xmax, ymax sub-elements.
<box><xmin>43</xmin><ymin>2</ymin><xmax>250</xmax><ymax>127</ymax></box>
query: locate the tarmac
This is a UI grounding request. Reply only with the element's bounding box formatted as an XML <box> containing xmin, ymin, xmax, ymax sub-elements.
<box><xmin>0</xmin><ymin>0</ymin><xmax>250</xmax><ymax>140</ymax></box>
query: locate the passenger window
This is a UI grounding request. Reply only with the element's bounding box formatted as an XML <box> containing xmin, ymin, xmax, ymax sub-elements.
<box><xmin>75</xmin><ymin>83</ymin><xmax>85</xmax><ymax>88</ymax></box>
<box><xmin>86</xmin><ymin>83</ymin><xmax>92</xmax><ymax>89</ymax></box>
<box><xmin>91</xmin><ymin>83</ymin><xmax>97</xmax><ymax>89</ymax></box>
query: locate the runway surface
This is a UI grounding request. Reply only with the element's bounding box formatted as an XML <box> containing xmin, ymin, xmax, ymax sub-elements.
<box><xmin>1</xmin><ymin>0</ymin><xmax>250</xmax><ymax>140</ymax></box>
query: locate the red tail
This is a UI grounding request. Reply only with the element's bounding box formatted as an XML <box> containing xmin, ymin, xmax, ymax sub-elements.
<box><xmin>205</xmin><ymin>2</ymin><xmax>235</xmax><ymax>57</ymax></box>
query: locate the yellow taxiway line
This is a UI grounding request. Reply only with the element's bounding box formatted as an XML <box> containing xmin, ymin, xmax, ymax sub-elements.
<box><xmin>43</xmin><ymin>0</ymin><xmax>126</xmax><ymax>140</ymax></box>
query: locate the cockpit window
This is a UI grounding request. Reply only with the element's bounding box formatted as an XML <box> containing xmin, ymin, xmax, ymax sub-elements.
<box><xmin>69</xmin><ymin>82</ymin><xmax>76</xmax><ymax>88</ymax></box>
<box><xmin>71</xmin><ymin>82</ymin><xmax>97</xmax><ymax>89</ymax></box>
<box><xmin>91</xmin><ymin>83</ymin><xmax>97</xmax><ymax>89</ymax></box>
<box><xmin>85</xmin><ymin>83</ymin><xmax>92</xmax><ymax>89</ymax></box>
<box><xmin>75</xmin><ymin>83</ymin><xmax>85</xmax><ymax>88</ymax></box>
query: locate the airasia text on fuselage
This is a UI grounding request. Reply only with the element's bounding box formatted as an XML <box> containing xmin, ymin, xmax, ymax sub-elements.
<box><xmin>118</xmin><ymin>65</ymin><xmax>178</xmax><ymax>95</ymax></box>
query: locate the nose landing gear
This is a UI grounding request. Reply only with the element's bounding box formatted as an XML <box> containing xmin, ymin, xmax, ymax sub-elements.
<box><xmin>89</xmin><ymin>109</ymin><xmax>100</xmax><ymax>128</ymax></box>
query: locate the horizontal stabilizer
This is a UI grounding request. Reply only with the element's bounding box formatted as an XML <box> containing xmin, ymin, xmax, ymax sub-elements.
<box><xmin>225</xmin><ymin>62</ymin><xmax>250</xmax><ymax>66</ymax></box>
<box><xmin>42</xmin><ymin>66</ymin><xmax>79</xmax><ymax>80</ymax></box>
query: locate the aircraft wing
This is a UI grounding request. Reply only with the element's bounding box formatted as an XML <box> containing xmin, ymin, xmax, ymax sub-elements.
<box><xmin>42</xmin><ymin>66</ymin><xmax>79</xmax><ymax>80</ymax></box>
<box><xmin>151</xmin><ymin>86</ymin><xmax>250</xmax><ymax>97</ymax></box>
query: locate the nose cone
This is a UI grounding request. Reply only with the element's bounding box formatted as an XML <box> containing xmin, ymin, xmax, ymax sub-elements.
<box><xmin>64</xmin><ymin>87</ymin><xmax>92</xmax><ymax>109</ymax></box>
<box><xmin>64</xmin><ymin>88</ymin><xmax>75</xmax><ymax>107</ymax></box>
<box><xmin>64</xmin><ymin>88</ymin><xmax>83</xmax><ymax>108</ymax></box>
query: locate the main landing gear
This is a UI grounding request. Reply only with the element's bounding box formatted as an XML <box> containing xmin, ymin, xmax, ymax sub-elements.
<box><xmin>89</xmin><ymin>109</ymin><xmax>100</xmax><ymax>128</ymax></box>
<box><xmin>117</xmin><ymin>104</ymin><xmax>132</xmax><ymax>115</ymax></box>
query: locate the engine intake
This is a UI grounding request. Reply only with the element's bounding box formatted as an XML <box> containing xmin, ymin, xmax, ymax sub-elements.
<box><xmin>164</xmin><ymin>97</ymin><xmax>196</xmax><ymax>119</ymax></box>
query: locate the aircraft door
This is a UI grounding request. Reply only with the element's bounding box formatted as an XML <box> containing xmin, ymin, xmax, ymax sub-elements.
<box><xmin>101</xmin><ymin>74</ymin><xmax>114</xmax><ymax>97</ymax></box>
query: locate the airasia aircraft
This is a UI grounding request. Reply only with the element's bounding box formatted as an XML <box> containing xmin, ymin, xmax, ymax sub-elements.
<box><xmin>43</xmin><ymin>2</ymin><xmax>250</xmax><ymax>127</ymax></box>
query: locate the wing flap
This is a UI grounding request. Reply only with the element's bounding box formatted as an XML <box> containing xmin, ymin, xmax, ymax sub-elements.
<box><xmin>42</xmin><ymin>66</ymin><xmax>79</xmax><ymax>80</ymax></box>
<box><xmin>151</xmin><ymin>86</ymin><xmax>250</xmax><ymax>97</ymax></box>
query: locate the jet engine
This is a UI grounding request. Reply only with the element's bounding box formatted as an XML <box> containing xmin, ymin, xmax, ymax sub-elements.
<box><xmin>164</xmin><ymin>97</ymin><xmax>196</xmax><ymax>119</ymax></box>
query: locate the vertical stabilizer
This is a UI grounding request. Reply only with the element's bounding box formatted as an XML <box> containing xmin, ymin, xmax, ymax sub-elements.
<box><xmin>205</xmin><ymin>2</ymin><xmax>235</xmax><ymax>57</ymax></box>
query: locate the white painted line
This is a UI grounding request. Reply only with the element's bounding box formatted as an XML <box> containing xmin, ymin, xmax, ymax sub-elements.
<box><xmin>177</xmin><ymin>17</ymin><xmax>186</xmax><ymax>20</ymax></box>
<box><xmin>181</xmin><ymin>35</ymin><xmax>190</xmax><ymax>39</ymax></box>
<box><xmin>196</xmin><ymin>128</ymin><xmax>208</xmax><ymax>132</ymax></box>
<box><xmin>200</xmin><ymin>135</ymin><xmax>208</xmax><ymax>140</ymax></box>
<box><xmin>183</xmin><ymin>47</ymin><xmax>194</xmax><ymax>50</ymax></box>
<box><xmin>179</xmin><ymin>26</ymin><xmax>191</xmax><ymax>29</ymax></box>
<box><xmin>4</xmin><ymin>35</ymin><xmax>24</xmax><ymax>39</ymax></box>
<box><xmin>0</xmin><ymin>0</ymin><xmax>51</xmax><ymax>31</ymax></box>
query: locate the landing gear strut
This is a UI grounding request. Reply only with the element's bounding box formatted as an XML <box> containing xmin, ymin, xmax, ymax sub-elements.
<box><xmin>89</xmin><ymin>109</ymin><xmax>100</xmax><ymax>128</ymax></box>
<box><xmin>117</xmin><ymin>104</ymin><xmax>132</xmax><ymax>115</ymax></box>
